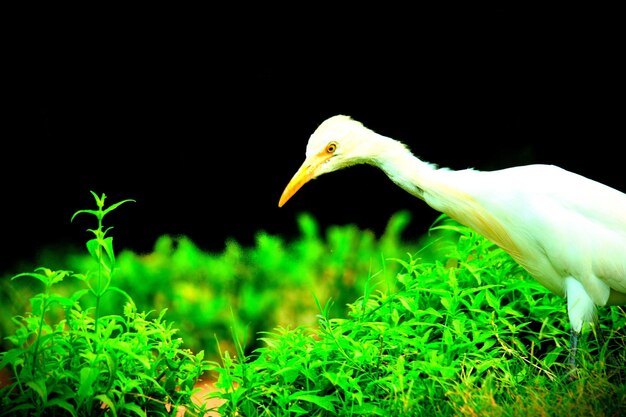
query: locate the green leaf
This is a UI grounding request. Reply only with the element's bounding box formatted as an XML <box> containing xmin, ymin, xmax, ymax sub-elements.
<box><xmin>107</xmin><ymin>286</ymin><xmax>134</xmax><ymax>304</ymax></box>
<box><xmin>452</xmin><ymin>319</ymin><xmax>464</xmax><ymax>335</ymax></box>
<box><xmin>102</xmin><ymin>199</ymin><xmax>136</xmax><ymax>216</ymax></box>
<box><xmin>5</xmin><ymin>403</ymin><xmax>36</xmax><ymax>413</ymax></box>
<box><xmin>95</xmin><ymin>394</ymin><xmax>117</xmax><ymax>417</ymax></box>
<box><xmin>46</xmin><ymin>398</ymin><xmax>78</xmax><ymax>417</ymax></box>
<box><xmin>71</xmin><ymin>209</ymin><xmax>99</xmax><ymax>223</ymax></box>
<box><xmin>77</xmin><ymin>366</ymin><xmax>99</xmax><ymax>402</ymax></box>
<box><xmin>48</xmin><ymin>294</ymin><xmax>78</xmax><ymax>308</ymax></box>
<box><xmin>275</xmin><ymin>366</ymin><xmax>300</xmax><ymax>384</ymax></box>
<box><xmin>289</xmin><ymin>392</ymin><xmax>337</xmax><ymax>412</ymax></box>
<box><xmin>85</xmin><ymin>239</ymin><xmax>102</xmax><ymax>262</ymax></box>
<box><xmin>391</xmin><ymin>308</ymin><xmax>401</xmax><ymax>325</ymax></box>
<box><xmin>501</xmin><ymin>306</ymin><xmax>524</xmax><ymax>317</ymax></box>
<box><xmin>101</xmin><ymin>236</ymin><xmax>116</xmax><ymax>269</ymax></box>
<box><xmin>0</xmin><ymin>348</ymin><xmax>24</xmax><ymax>369</ymax></box>
<box><xmin>422</xmin><ymin>307</ymin><xmax>444</xmax><ymax>318</ymax></box>
<box><xmin>26</xmin><ymin>378</ymin><xmax>48</xmax><ymax>402</ymax></box>
<box><xmin>120</xmin><ymin>402</ymin><xmax>147</xmax><ymax>417</ymax></box>
<box><xmin>484</xmin><ymin>289</ymin><xmax>501</xmax><ymax>310</ymax></box>
<box><xmin>52</xmin><ymin>269</ymin><xmax>72</xmax><ymax>284</ymax></box>
<box><xmin>11</xmin><ymin>271</ymin><xmax>48</xmax><ymax>285</ymax></box>
<box><xmin>286</xmin><ymin>403</ymin><xmax>308</xmax><ymax>414</ymax></box>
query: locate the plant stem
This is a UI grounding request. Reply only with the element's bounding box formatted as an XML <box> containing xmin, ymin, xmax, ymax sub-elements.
<box><xmin>31</xmin><ymin>291</ymin><xmax>48</xmax><ymax>378</ymax></box>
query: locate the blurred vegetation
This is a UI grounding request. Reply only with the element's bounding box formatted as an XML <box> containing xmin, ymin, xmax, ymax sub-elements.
<box><xmin>1</xmin><ymin>210</ymin><xmax>433</xmax><ymax>363</ymax></box>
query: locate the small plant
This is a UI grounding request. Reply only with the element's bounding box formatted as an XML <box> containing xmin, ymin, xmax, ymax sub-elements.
<box><xmin>0</xmin><ymin>191</ymin><xmax>215</xmax><ymax>416</ymax></box>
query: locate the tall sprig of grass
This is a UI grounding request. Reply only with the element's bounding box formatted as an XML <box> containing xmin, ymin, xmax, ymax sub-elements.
<box><xmin>70</xmin><ymin>191</ymin><xmax>135</xmax><ymax>349</ymax></box>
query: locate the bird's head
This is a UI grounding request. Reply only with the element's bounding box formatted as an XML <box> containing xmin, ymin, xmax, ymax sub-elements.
<box><xmin>278</xmin><ymin>115</ymin><xmax>375</xmax><ymax>207</ymax></box>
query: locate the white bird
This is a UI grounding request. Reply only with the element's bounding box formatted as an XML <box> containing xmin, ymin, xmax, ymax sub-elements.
<box><xmin>278</xmin><ymin>114</ymin><xmax>626</xmax><ymax>368</ymax></box>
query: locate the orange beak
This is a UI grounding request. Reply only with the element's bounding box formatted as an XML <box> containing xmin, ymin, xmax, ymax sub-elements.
<box><xmin>278</xmin><ymin>153</ymin><xmax>331</xmax><ymax>207</ymax></box>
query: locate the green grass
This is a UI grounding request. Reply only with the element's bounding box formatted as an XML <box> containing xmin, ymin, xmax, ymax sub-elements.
<box><xmin>207</xmin><ymin>218</ymin><xmax>626</xmax><ymax>416</ymax></box>
<box><xmin>1</xmin><ymin>193</ymin><xmax>625</xmax><ymax>416</ymax></box>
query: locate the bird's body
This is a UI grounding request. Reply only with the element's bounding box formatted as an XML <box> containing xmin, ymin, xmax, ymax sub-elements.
<box><xmin>279</xmin><ymin>115</ymin><xmax>626</xmax><ymax>364</ymax></box>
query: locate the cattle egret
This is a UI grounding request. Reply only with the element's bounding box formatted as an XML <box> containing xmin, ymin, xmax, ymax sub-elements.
<box><xmin>278</xmin><ymin>115</ymin><xmax>626</xmax><ymax>368</ymax></box>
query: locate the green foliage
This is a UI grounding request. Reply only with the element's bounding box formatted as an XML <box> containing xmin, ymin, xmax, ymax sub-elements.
<box><xmin>209</xmin><ymin>218</ymin><xmax>626</xmax><ymax>416</ymax></box>
<box><xmin>2</xmin><ymin>196</ymin><xmax>625</xmax><ymax>415</ymax></box>
<box><xmin>0</xmin><ymin>192</ymin><xmax>213</xmax><ymax>416</ymax></box>
<box><xmin>2</xmin><ymin>210</ymin><xmax>419</xmax><ymax>362</ymax></box>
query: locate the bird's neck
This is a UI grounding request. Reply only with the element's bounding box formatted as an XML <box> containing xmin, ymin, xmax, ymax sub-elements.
<box><xmin>369</xmin><ymin>133</ymin><xmax>527</xmax><ymax>264</ymax></box>
<box><xmin>368</xmin><ymin>134</ymin><xmax>438</xmax><ymax>201</ymax></box>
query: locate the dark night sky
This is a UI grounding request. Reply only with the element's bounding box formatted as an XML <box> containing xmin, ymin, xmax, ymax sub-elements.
<box><xmin>3</xmin><ymin>7</ymin><xmax>623</xmax><ymax>274</ymax></box>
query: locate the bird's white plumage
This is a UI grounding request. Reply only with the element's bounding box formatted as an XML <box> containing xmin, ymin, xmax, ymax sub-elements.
<box><xmin>279</xmin><ymin>115</ymin><xmax>626</xmax><ymax>340</ymax></box>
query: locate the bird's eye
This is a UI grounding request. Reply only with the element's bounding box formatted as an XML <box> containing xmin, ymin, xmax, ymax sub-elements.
<box><xmin>326</xmin><ymin>142</ymin><xmax>337</xmax><ymax>154</ymax></box>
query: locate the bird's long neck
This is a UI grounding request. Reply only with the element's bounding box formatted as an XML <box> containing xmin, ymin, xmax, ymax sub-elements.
<box><xmin>366</xmin><ymin>134</ymin><xmax>439</xmax><ymax>201</ymax></box>
<box><xmin>366</xmin><ymin>132</ymin><xmax>524</xmax><ymax>264</ymax></box>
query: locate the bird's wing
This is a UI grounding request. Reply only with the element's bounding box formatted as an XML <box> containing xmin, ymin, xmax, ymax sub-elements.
<box><xmin>542</xmin><ymin>167</ymin><xmax>626</xmax><ymax>297</ymax></box>
<box><xmin>427</xmin><ymin>164</ymin><xmax>626</xmax><ymax>303</ymax></box>
<box><xmin>486</xmin><ymin>165</ymin><xmax>626</xmax><ymax>302</ymax></box>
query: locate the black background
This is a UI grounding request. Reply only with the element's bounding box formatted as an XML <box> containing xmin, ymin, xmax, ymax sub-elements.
<box><xmin>3</xmin><ymin>6</ymin><xmax>623</xmax><ymax>274</ymax></box>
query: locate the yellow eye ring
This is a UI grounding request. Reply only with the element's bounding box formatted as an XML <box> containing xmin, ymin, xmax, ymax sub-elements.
<box><xmin>326</xmin><ymin>142</ymin><xmax>337</xmax><ymax>154</ymax></box>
